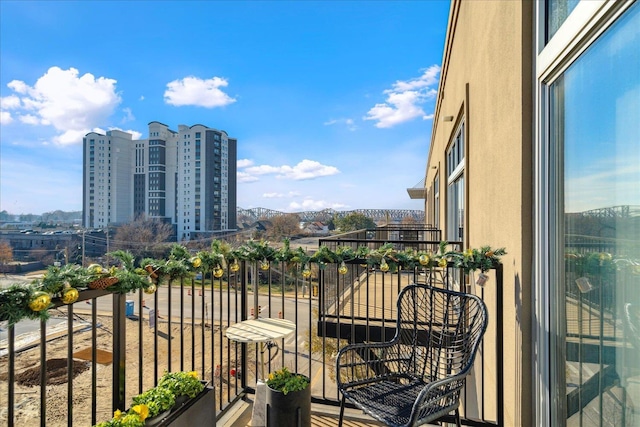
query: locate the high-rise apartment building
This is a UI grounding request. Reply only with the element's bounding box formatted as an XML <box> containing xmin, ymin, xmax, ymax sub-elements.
<box><xmin>82</xmin><ymin>122</ymin><xmax>237</xmax><ymax>241</ymax></box>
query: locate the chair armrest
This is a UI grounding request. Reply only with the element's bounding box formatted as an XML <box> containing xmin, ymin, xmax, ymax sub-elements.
<box><xmin>336</xmin><ymin>341</ymin><xmax>410</xmax><ymax>389</ymax></box>
<box><xmin>409</xmin><ymin>372</ymin><xmax>468</xmax><ymax>424</ymax></box>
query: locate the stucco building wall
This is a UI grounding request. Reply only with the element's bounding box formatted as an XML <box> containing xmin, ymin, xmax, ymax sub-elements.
<box><xmin>426</xmin><ymin>1</ymin><xmax>534</xmax><ymax>425</ymax></box>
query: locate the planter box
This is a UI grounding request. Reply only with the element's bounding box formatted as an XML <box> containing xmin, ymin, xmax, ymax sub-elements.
<box><xmin>155</xmin><ymin>385</ymin><xmax>215</xmax><ymax>427</ymax></box>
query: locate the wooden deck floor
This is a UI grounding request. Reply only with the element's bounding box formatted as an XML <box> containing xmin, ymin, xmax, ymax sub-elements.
<box><xmin>220</xmin><ymin>398</ymin><xmax>386</xmax><ymax>427</ymax></box>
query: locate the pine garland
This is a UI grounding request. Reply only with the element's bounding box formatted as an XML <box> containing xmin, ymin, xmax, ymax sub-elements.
<box><xmin>0</xmin><ymin>240</ymin><xmax>507</xmax><ymax>325</ymax></box>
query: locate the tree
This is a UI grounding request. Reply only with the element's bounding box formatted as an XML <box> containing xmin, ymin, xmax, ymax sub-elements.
<box><xmin>0</xmin><ymin>241</ymin><xmax>13</xmax><ymax>269</ymax></box>
<box><xmin>267</xmin><ymin>214</ymin><xmax>301</xmax><ymax>239</ymax></box>
<box><xmin>112</xmin><ymin>215</ymin><xmax>174</xmax><ymax>257</ymax></box>
<box><xmin>333</xmin><ymin>212</ymin><xmax>376</xmax><ymax>233</ymax></box>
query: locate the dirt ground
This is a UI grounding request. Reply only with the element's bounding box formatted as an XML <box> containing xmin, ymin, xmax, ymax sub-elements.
<box><xmin>0</xmin><ymin>313</ymin><xmax>251</xmax><ymax>427</ymax></box>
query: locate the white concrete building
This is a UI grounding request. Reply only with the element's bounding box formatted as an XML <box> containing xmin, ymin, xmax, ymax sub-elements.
<box><xmin>83</xmin><ymin>122</ymin><xmax>237</xmax><ymax>241</ymax></box>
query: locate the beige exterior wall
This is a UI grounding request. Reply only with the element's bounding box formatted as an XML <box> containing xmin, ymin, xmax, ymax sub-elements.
<box><xmin>426</xmin><ymin>1</ymin><xmax>534</xmax><ymax>425</ymax></box>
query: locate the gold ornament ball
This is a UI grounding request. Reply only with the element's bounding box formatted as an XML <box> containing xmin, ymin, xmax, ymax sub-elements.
<box><xmin>230</xmin><ymin>261</ymin><xmax>240</xmax><ymax>272</ymax></box>
<box><xmin>191</xmin><ymin>257</ymin><xmax>202</xmax><ymax>268</ymax></box>
<box><xmin>438</xmin><ymin>258</ymin><xmax>448</xmax><ymax>268</ymax></box>
<box><xmin>29</xmin><ymin>291</ymin><xmax>52</xmax><ymax>312</ymax></box>
<box><xmin>61</xmin><ymin>287</ymin><xmax>79</xmax><ymax>304</ymax></box>
<box><xmin>144</xmin><ymin>284</ymin><xmax>157</xmax><ymax>294</ymax></box>
<box><xmin>302</xmin><ymin>267</ymin><xmax>312</xmax><ymax>279</ymax></box>
<box><xmin>338</xmin><ymin>262</ymin><xmax>348</xmax><ymax>275</ymax></box>
<box><xmin>418</xmin><ymin>254</ymin><xmax>430</xmax><ymax>266</ymax></box>
<box><xmin>214</xmin><ymin>268</ymin><xmax>224</xmax><ymax>278</ymax></box>
<box><xmin>380</xmin><ymin>260</ymin><xmax>390</xmax><ymax>272</ymax></box>
<box><xmin>87</xmin><ymin>264</ymin><xmax>104</xmax><ymax>275</ymax></box>
<box><xmin>260</xmin><ymin>261</ymin><xmax>270</xmax><ymax>271</ymax></box>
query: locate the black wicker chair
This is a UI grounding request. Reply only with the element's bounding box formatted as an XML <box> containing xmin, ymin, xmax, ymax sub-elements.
<box><xmin>336</xmin><ymin>284</ymin><xmax>488</xmax><ymax>427</ymax></box>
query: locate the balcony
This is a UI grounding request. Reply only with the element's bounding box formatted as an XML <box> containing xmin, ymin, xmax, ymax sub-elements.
<box><xmin>0</xmin><ymin>227</ymin><xmax>504</xmax><ymax>427</ymax></box>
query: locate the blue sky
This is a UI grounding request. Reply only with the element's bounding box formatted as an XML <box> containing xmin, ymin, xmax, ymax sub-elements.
<box><xmin>0</xmin><ymin>0</ymin><xmax>450</xmax><ymax>215</ymax></box>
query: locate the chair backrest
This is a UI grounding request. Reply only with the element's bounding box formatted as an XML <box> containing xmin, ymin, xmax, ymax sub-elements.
<box><xmin>395</xmin><ymin>284</ymin><xmax>488</xmax><ymax>383</ymax></box>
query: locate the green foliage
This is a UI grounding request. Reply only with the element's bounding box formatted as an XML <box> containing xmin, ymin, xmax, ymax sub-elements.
<box><xmin>233</xmin><ymin>239</ymin><xmax>277</xmax><ymax>261</ymax></box>
<box><xmin>93</xmin><ymin>371</ymin><xmax>204</xmax><ymax>427</ymax></box>
<box><xmin>40</xmin><ymin>264</ymin><xmax>92</xmax><ymax>295</ymax></box>
<box><xmin>446</xmin><ymin>246</ymin><xmax>508</xmax><ymax>273</ymax></box>
<box><xmin>266</xmin><ymin>367</ymin><xmax>310</xmax><ymax>395</ymax></box>
<box><xmin>132</xmin><ymin>386</ymin><xmax>175</xmax><ymax>417</ymax></box>
<box><xmin>333</xmin><ymin>212</ymin><xmax>376</xmax><ymax>232</ymax></box>
<box><xmin>157</xmin><ymin>371</ymin><xmax>205</xmax><ymax>399</ymax></box>
<box><xmin>0</xmin><ymin>284</ymin><xmax>49</xmax><ymax>325</ymax></box>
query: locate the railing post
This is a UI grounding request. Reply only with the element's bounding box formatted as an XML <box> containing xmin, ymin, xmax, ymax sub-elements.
<box><xmin>113</xmin><ymin>293</ymin><xmax>126</xmax><ymax>412</ymax></box>
<box><xmin>240</xmin><ymin>260</ymin><xmax>248</xmax><ymax>390</ymax></box>
<box><xmin>8</xmin><ymin>324</ymin><xmax>15</xmax><ymax>427</ymax></box>
<box><xmin>496</xmin><ymin>263</ymin><xmax>504</xmax><ymax>427</ymax></box>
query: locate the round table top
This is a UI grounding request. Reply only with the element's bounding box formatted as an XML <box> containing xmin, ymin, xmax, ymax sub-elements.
<box><xmin>225</xmin><ymin>317</ymin><xmax>296</xmax><ymax>343</ymax></box>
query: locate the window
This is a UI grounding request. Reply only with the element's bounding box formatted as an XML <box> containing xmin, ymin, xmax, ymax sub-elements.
<box><xmin>447</xmin><ymin>123</ymin><xmax>465</xmax><ymax>242</ymax></box>
<box><xmin>539</xmin><ymin>2</ymin><xmax>640</xmax><ymax>425</ymax></box>
<box><xmin>546</xmin><ymin>0</ymin><xmax>579</xmax><ymax>41</ymax></box>
<box><xmin>434</xmin><ymin>175</ymin><xmax>440</xmax><ymax>229</ymax></box>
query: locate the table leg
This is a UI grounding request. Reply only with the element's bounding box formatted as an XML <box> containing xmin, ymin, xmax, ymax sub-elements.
<box><xmin>260</xmin><ymin>342</ymin><xmax>266</xmax><ymax>380</ymax></box>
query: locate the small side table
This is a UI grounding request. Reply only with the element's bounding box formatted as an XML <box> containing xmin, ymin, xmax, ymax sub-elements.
<box><xmin>226</xmin><ymin>317</ymin><xmax>296</xmax><ymax>427</ymax></box>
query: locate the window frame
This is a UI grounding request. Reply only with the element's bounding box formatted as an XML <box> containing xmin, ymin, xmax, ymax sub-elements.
<box><xmin>533</xmin><ymin>1</ymin><xmax>638</xmax><ymax>426</ymax></box>
<box><xmin>446</xmin><ymin>121</ymin><xmax>465</xmax><ymax>242</ymax></box>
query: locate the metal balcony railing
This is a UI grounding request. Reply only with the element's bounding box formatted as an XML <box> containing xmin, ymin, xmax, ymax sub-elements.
<box><xmin>1</xmin><ymin>228</ymin><xmax>504</xmax><ymax>427</ymax></box>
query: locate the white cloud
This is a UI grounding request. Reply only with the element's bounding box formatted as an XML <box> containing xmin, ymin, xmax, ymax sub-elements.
<box><xmin>237</xmin><ymin>158</ymin><xmax>255</xmax><ymax>168</ymax></box>
<box><xmin>243</xmin><ymin>159</ymin><xmax>340</xmax><ymax>181</ymax></box>
<box><xmin>391</xmin><ymin>65</ymin><xmax>440</xmax><ymax>91</ymax></box>
<box><xmin>121</xmin><ymin>107</ymin><xmax>135</xmax><ymax>123</ymax></box>
<box><xmin>324</xmin><ymin>117</ymin><xmax>357</xmax><ymax>131</ymax></box>
<box><xmin>3</xmin><ymin>66</ymin><xmax>121</xmax><ymax>145</ymax></box>
<box><xmin>164</xmin><ymin>76</ymin><xmax>236</xmax><ymax>108</ymax></box>
<box><xmin>54</xmin><ymin>129</ymin><xmax>89</xmax><ymax>145</ymax></box>
<box><xmin>279</xmin><ymin>160</ymin><xmax>340</xmax><ymax>180</ymax></box>
<box><xmin>262</xmin><ymin>191</ymin><xmax>301</xmax><ymax>199</ymax></box>
<box><xmin>7</xmin><ymin>80</ymin><xmax>29</xmax><ymax>94</ymax></box>
<box><xmin>1</xmin><ymin>95</ymin><xmax>21</xmax><ymax>109</ymax></box>
<box><xmin>364</xmin><ymin>65</ymin><xmax>440</xmax><ymax>128</ymax></box>
<box><xmin>19</xmin><ymin>114</ymin><xmax>40</xmax><ymax>125</ymax></box>
<box><xmin>0</xmin><ymin>111</ymin><xmax>12</xmax><ymax>124</ymax></box>
<box><xmin>238</xmin><ymin>171</ymin><xmax>259</xmax><ymax>183</ymax></box>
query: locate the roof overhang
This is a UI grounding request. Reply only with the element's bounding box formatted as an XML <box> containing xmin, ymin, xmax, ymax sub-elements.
<box><xmin>406</xmin><ymin>178</ymin><xmax>427</xmax><ymax>199</ymax></box>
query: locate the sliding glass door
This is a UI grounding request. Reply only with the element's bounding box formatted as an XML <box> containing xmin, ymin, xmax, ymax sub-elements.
<box><xmin>547</xmin><ymin>2</ymin><xmax>640</xmax><ymax>425</ymax></box>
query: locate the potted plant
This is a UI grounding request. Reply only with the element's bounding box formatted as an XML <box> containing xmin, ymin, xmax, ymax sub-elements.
<box><xmin>131</xmin><ymin>386</ymin><xmax>175</xmax><ymax>425</ymax></box>
<box><xmin>157</xmin><ymin>370</ymin><xmax>206</xmax><ymax>408</ymax></box>
<box><xmin>265</xmin><ymin>367</ymin><xmax>311</xmax><ymax>427</ymax></box>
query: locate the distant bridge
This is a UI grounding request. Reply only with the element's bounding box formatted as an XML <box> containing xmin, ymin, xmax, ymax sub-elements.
<box><xmin>577</xmin><ymin>205</ymin><xmax>639</xmax><ymax>219</ymax></box>
<box><xmin>237</xmin><ymin>207</ymin><xmax>425</xmax><ymax>223</ymax></box>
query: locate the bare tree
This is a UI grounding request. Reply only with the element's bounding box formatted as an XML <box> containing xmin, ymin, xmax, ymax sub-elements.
<box><xmin>267</xmin><ymin>214</ymin><xmax>301</xmax><ymax>240</ymax></box>
<box><xmin>112</xmin><ymin>215</ymin><xmax>174</xmax><ymax>257</ymax></box>
<box><xmin>0</xmin><ymin>241</ymin><xmax>13</xmax><ymax>272</ymax></box>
